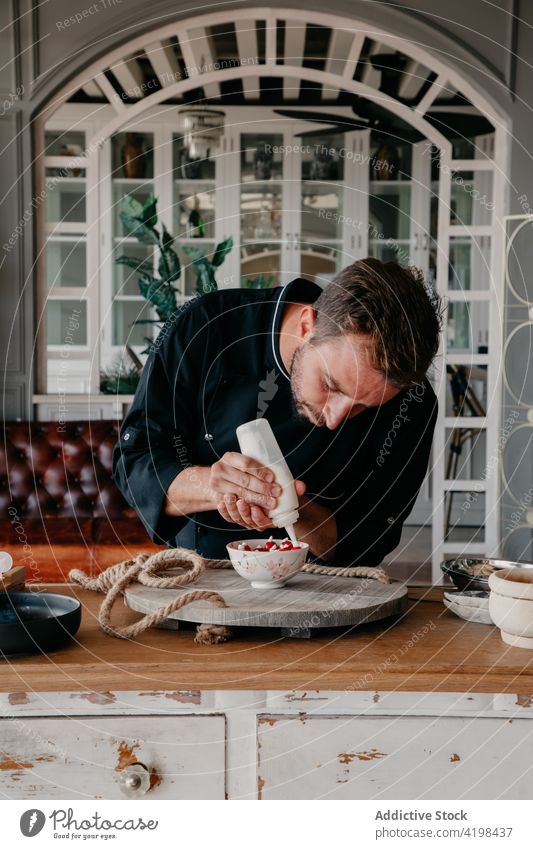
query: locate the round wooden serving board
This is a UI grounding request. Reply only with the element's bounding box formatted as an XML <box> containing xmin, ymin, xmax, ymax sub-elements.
<box><xmin>124</xmin><ymin>568</ymin><xmax>408</xmax><ymax>632</ymax></box>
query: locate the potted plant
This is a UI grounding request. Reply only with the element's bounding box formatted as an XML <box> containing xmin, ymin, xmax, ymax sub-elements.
<box><xmin>115</xmin><ymin>193</ymin><xmax>233</xmax><ymax>351</ymax></box>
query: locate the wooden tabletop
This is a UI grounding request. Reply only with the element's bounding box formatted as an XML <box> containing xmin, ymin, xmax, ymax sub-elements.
<box><xmin>1</xmin><ymin>583</ymin><xmax>533</xmax><ymax>693</ymax></box>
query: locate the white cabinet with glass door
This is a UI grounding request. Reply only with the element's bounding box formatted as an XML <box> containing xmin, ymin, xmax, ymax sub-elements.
<box><xmin>224</xmin><ymin>124</ymin><xmax>369</xmax><ymax>288</ymax></box>
<box><xmin>43</xmin><ymin>127</ymin><xmax>97</xmax><ymax>396</ymax></box>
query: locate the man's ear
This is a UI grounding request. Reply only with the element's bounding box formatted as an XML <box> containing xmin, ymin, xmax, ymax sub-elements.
<box><xmin>299</xmin><ymin>305</ymin><xmax>316</xmax><ymax>340</ymax></box>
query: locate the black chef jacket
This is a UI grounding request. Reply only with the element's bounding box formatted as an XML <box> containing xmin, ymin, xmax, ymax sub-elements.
<box><xmin>111</xmin><ymin>277</ymin><xmax>438</xmax><ymax>566</ymax></box>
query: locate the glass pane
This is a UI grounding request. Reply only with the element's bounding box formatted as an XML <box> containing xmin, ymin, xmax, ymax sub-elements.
<box><xmin>504</xmin><ymin>323</ymin><xmax>533</xmax><ymax>407</ymax></box>
<box><xmin>301</xmin><ymin>184</ymin><xmax>342</xmax><ymax>241</ymax></box>
<box><xmin>445</xmin><ymin>363</ymin><xmax>488</xmax><ymax>418</ymax></box>
<box><xmin>444</xmin><ymin>490</ymin><xmax>485</xmax><ymax>545</ymax></box>
<box><xmin>506</xmin><ymin>218</ymin><xmax>533</xmax><ymax>304</ymax></box>
<box><xmin>503</xmin><ymin>526</ymin><xmax>533</xmax><ymax>561</ymax></box>
<box><xmin>451</xmin><ymin>135</ymin><xmax>494</xmax><ymax>161</ymax></box>
<box><xmin>44</xmin><ymin>131</ymin><xmax>86</xmax><ymax>157</ymax></box>
<box><xmin>444</xmin><ymin>428</ymin><xmax>487</xmax><ymax>480</ymax></box>
<box><xmin>369</xmin><ymin>183</ymin><xmax>411</xmax><ymax>240</ymax></box>
<box><xmin>113</xmin><ymin>243</ymin><xmax>154</xmax><ymax>296</ymax></box>
<box><xmin>240</xmin><ymin>243</ymin><xmax>281</xmax><ymax>288</ymax></box>
<box><xmin>111</xmin><ymin>132</ymin><xmax>154</xmax><ymax>179</ymax></box>
<box><xmin>451</xmin><ymin>171</ymin><xmax>493</xmax><ymax>226</ymax></box>
<box><xmin>113</xmin><ymin>183</ymin><xmax>154</xmax><ymax>237</ymax></box>
<box><xmin>447</xmin><ymin>302</ymin><xmax>489</xmax><ymax>352</ymax></box>
<box><xmin>47</xmin><ymin>300</ymin><xmax>87</xmax><ymax>346</ymax></box>
<box><xmin>46</xmin><ymin>238</ymin><xmax>86</xmax><ymax>288</ymax></box>
<box><xmin>300</xmin><ymin>132</ymin><xmax>344</xmax><ymax>181</ymax></box>
<box><xmin>299</xmin><ymin>242</ymin><xmax>344</xmax><ymax>287</ymax></box>
<box><xmin>173</xmin><ymin>134</ymin><xmax>215</xmax><ymax>180</ymax></box>
<box><xmin>46</xmin><ymin>358</ymin><xmax>92</xmax><ymax>395</ymax></box>
<box><xmin>449</xmin><ymin>236</ymin><xmax>491</xmax><ymax>290</ymax></box>
<box><xmin>502</xmin><ymin>426</ymin><xmax>533</xmax><ymax>504</ymax></box>
<box><xmin>240</xmin><ymin>133</ymin><xmax>284</xmax><ymax>181</ymax></box>
<box><xmin>369</xmin><ymin>239</ymin><xmax>412</xmax><ymax>267</ymax></box>
<box><xmin>174</xmin><ymin>185</ymin><xmax>216</xmax><ymax>240</ymax></box>
<box><xmin>240</xmin><ymin>184</ymin><xmax>282</xmax><ymax>242</ymax></box>
<box><xmin>112</xmin><ymin>300</ymin><xmax>154</xmax><ymax>346</ymax></box>
<box><xmin>45</xmin><ymin>171</ymin><xmax>86</xmax><ymax>223</ymax></box>
<box><xmin>369</xmin><ymin>135</ymin><xmax>412</xmax><ymax>180</ymax></box>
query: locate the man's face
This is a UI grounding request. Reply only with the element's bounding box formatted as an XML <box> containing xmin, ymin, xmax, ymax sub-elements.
<box><xmin>289</xmin><ymin>334</ymin><xmax>401</xmax><ymax>429</ymax></box>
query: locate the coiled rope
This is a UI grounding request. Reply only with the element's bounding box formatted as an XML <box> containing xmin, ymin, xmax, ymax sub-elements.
<box><xmin>69</xmin><ymin>547</ymin><xmax>390</xmax><ymax>644</ymax></box>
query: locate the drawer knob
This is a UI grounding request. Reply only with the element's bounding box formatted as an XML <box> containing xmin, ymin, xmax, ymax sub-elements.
<box><xmin>118</xmin><ymin>762</ymin><xmax>151</xmax><ymax>797</ymax></box>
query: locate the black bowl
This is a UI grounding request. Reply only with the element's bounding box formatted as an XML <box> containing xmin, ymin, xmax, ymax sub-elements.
<box><xmin>441</xmin><ymin>557</ymin><xmax>533</xmax><ymax>591</ymax></box>
<box><xmin>0</xmin><ymin>591</ymin><xmax>81</xmax><ymax>656</ymax></box>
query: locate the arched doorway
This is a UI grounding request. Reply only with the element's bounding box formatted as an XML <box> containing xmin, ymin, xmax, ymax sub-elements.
<box><xmin>36</xmin><ymin>9</ymin><xmax>510</xmax><ymax>580</ymax></box>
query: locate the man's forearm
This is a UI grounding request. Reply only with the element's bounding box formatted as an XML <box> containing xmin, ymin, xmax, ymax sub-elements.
<box><xmin>164</xmin><ymin>465</ymin><xmax>216</xmax><ymax>516</ymax></box>
<box><xmin>165</xmin><ymin>468</ymin><xmax>338</xmax><ymax>561</ymax></box>
<box><xmin>294</xmin><ymin>495</ymin><xmax>337</xmax><ymax>562</ymax></box>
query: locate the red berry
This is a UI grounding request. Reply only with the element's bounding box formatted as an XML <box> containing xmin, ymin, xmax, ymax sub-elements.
<box><xmin>241</xmin><ymin>544</ymin><xmax>251</xmax><ymax>551</ymax></box>
<box><xmin>265</xmin><ymin>540</ymin><xmax>276</xmax><ymax>549</ymax></box>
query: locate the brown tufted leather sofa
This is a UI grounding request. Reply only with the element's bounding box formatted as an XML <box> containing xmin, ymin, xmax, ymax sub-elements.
<box><xmin>0</xmin><ymin>421</ymin><xmax>162</xmax><ymax>581</ymax></box>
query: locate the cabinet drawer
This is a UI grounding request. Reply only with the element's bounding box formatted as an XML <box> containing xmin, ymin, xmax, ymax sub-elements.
<box><xmin>257</xmin><ymin>714</ymin><xmax>533</xmax><ymax>799</ymax></box>
<box><xmin>0</xmin><ymin>715</ymin><xmax>225</xmax><ymax>799</ymax></box>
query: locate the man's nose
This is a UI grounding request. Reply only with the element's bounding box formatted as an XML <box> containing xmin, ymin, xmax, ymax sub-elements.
<box><xmin>323</xmin><ymin>399</ymin><xmax>351</xmax><ymax>429</ymax></box>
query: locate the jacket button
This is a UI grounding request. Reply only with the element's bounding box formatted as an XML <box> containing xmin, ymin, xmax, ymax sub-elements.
<box><xmin>123</xmin><ymin>433</ymin><xmax>130</xmax><ymax>441</ymax></box>
<box><xmin>204</xmin><ymin>433</ymin><xmax>213</xmax><ymax>441</ymax></box>
<box><xmin>387</xmin><ymin>516</ymin><xmax>395</xmax><ymax>524</ymax></box>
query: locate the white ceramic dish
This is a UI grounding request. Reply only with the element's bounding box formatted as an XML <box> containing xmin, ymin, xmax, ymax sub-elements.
<box><xmin>226</xmin><ymin>539</ymin><xmax>309</xmax><ymax>589</ymax></box>
<box><xmin>488</xmin><ymin>568</ymin><xmax>533</xmax><ymax>648</ymax></box>
<box><xmin>443</xmin><ymin>591</ymin><xmax>493</xmax><ymax>625</ymax></box>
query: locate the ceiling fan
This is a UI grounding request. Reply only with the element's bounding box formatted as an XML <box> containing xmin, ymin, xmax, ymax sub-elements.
<box><xmin>273</xmin><ymin>97</ymin><xmax>425</xmax><ymax>145</ymax></box>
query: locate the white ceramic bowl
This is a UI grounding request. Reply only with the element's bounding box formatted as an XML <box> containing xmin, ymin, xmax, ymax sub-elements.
<box><xmin>489</xmin><ymin>567</ymin><xmax>533</xmax><ymax>648</ymax></box>
<box><xmin>226</xmin><ymin>539</ymin><xmax>309</xmax><ymax>589</ymax></box>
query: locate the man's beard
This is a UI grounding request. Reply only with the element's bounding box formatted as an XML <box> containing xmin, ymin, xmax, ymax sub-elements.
<box><xmin>289</xmin><ymin>343</ymin><xmax>327</xmax><ymax>428</ymax></box>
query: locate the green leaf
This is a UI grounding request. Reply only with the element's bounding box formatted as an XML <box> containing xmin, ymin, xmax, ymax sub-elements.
<box><xmin>141</xmin><ymin>193</ymin><xmax>158</xmax><ymax>229</ymax></box>
<box><xmin>161</xmin><ymin>247</ymin><xmax>181</xmax><ymax>283</ymax></box>
<box><xmin>120</xmin><ymin>214</ymin><xmax>160</xmax><ymax>245</ymax></box>
<box><xmin>121</xmin><ymin>194</ymin><xmax>143</xmax><ymax>219</ymax></box>
<box><xmin>138</xmin><ymin>278</ymin><xmax>178</xmax><ymax>320</ymax></box>
<box><xmin>115</xmin><ymin>255</ymin><xmax>154</xmax><ymax>275</ymax></box>
<box><xmin>161</xmin><ymin>222</ymin><xmax>174</xmax><ymax>250</ymax></box>
<box><xmin>181</xmin><ymin>244</ymin><xmax>205</xmax><ymax>262</ymax></box>
<box><xmin>195</xmin><ymin>259</ymin><xmax>218</xmax><ymax>293</ymax></box>
<box><xmin>241</xmin><ymin>273</ymin><xmax>273</xmax><ymax>289</ymax></box>
<box><xmin>158</xmin><ymin>249</ymin><xmax>170</xmax><ymax>281</ymax></box>
<box><xmin>119</xmin><ymin>194</ymin><xmax>159</xmax><ymax>245</ymax></box>
<box><xmin>211</xmin><ymin>236</ymin><xmax>234</xmax><ymax>268</ymax></box>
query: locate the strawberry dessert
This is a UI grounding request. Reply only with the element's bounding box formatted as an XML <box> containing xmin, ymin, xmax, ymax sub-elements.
<box><xmin>236</xmin><ymin>536</ymin><xmax>302</xmax><ymax>552</ymax></box>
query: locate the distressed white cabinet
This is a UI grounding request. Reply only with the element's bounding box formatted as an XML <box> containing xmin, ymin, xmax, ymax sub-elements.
<box><xmin>0</xmin><ymin>714</ymin><xmax>226</xmax><ymax>800</ymax></box>
<box><xmin>2</xmin><ymin>690</ymin><xmax>533</xmax><ymax>800</ymax></box>
<box><xmin>256</xmin><ymin>714</ymin><xmax>533</xmax><ymax>800</ymax></box>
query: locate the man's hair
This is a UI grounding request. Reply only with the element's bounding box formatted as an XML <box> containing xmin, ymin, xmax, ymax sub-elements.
<box><xmin>310</xmin><ymin>257</ymin><xmax>443</xmax><ymax>388</ymax></box>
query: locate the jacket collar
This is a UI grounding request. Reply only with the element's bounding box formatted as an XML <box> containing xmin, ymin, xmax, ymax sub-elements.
<box><xmin>265</xmin><ymin>277</ymin><xmax>323</xmax><ymax>381</ymax></box>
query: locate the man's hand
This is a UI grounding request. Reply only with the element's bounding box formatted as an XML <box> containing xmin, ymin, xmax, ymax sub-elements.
<box><xmin>211</xmin><ymin>451</ymin><xmax>306</xmax><ymax>531</ymax></box>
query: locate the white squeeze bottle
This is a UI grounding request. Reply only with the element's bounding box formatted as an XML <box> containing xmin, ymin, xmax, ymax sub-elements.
<box><xmin>236</xmin><ymin>418</ymin><xmax>299</xmax><ymax>542</ymax></box>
